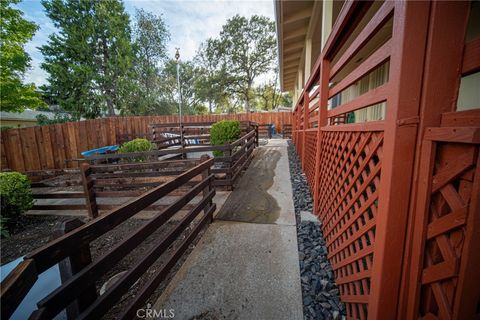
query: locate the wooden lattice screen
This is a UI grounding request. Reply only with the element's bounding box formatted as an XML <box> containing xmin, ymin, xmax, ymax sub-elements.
<box><xmin>317</xmin><ymin>130</ymin><xmax>384</xmax><ymax>319</ymax></box>
<box><xmin>303</xmin><ymin>129</ymin><xmax>318</xmax><ymax>188</ymax></box>
<box><xmin>419</xmin><ymin>142</ymin><xmax>478</xmax><ymax>318</ymax></box>
<box><xmin>407</xmin><ymin>122</ymin><xmax>480</xmax><ymax>319</ymax></box>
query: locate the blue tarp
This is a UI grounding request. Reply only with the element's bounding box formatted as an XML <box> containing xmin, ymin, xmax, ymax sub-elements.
<box><xmin>81</xmin><ymin>145</ymin><xmax>119</xmax><ymax>157</ymax></box>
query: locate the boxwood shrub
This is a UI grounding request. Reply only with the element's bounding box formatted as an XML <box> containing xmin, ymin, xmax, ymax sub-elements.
<box><xmin>119</xmin><ymin>138</ymin><xmax>155</xmax><ymax>162</ymax></box>
<box><xmin>210</xmin><ymin>120</ymin><xmax>241</xmax><ymax>156</ymax></box>
<box><xmin>0</xmin><ymin>172</ymin><xmax>33</xmax><ymax>236</ymax></box>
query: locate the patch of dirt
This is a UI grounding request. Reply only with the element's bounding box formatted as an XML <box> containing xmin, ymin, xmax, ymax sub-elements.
<box><xmin>1</xmin><ymin>215</ymin><xmax>73</xmax><ymax>264</ymax></box>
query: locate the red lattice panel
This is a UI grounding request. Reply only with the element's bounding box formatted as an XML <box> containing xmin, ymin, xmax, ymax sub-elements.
<box><xmin>417</xmin><ymin>142</ymin><xmax>479</xmax><ymax>319</ymax></box>
<box><xmin>316</xmin><ymin>130</ymin><xmax>384</xmax><ymax>319</ymax></box>
<box><xmin>303</xmin><ymin>130</ymin><xmax>318</xmax><ymax>189</ymax></box>
<box><xmin>296</xmin><ymin>131</ymin><xmax>304</xmax><ymax>161</ymax></box>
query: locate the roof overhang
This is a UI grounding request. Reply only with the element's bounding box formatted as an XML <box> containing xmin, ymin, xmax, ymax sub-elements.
<box><xmin>275</xmin><ymin>1</ymin><xmax>316</xmax><ymax>92</ymax></box>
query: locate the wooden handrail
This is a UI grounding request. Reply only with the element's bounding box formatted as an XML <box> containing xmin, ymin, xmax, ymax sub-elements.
<box><xmin>327</xmin><ymin>83</ymin><xmax>390</xmax><ymax>118</ymax></box>
<box><xmin>25</xmin><ymin>158</ymin><xmax>213</xmax><ymax>273</ymax></box>
<box><xmin>329</xmin><ymin>1</ymin><xmax>394</xmax><ymax>78</ymax></box>
<box><xmin>37</xmin><ymin>175</ymin><xmax>215</xmax><ymax>318</ymax></box>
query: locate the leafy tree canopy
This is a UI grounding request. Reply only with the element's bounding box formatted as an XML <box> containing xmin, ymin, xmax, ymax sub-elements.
<box><xmin>0</xmin><ymin>0</ymin><xmax>46</xmax><ymax>112</ymax></box>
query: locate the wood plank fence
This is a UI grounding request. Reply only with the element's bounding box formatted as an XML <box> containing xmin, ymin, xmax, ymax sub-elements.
<box><xmin>1</xmin><ymin>112</ymin><xmax>290</xmax><ymax>172</ymax></box>
<box><xmin>292</xmin><ymin>1</ymin><xmax>479</xmax><ymax>319</ymax></box>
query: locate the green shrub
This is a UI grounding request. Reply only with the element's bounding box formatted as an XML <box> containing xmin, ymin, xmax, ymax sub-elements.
<box><xmin>0</xmin><ymin>172</ymin><xmax>33</xmax><ymax>235</ymax></box>
<box><xmin>119</xmin><ymin>138</ymin><xmax>155</xmax><ymax>162</ymax></box>
<box><xmin>36</xmin><ymin>112</ymin><xmax>73</xmax><ymax>126</ymax></box>
<box><xmin>210</xmin><ymin>120</ymin><xmax>241</xmax><ymax>156</ymax></box>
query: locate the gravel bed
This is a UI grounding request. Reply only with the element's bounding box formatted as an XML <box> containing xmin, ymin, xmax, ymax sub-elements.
<box><xmin>287</xmin><ymin>140</ymin><xmax>346</xmax><ymax>320</ymax></box>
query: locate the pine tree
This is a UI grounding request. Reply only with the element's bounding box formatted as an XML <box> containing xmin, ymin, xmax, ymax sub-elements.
<box><xmin>41</xmin><ymin>0</ymin><xmax>133</xmax><ymax>119</ymax></box>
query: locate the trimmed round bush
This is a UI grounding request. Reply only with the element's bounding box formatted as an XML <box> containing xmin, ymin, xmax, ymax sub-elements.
<box><xmin>0</xmin><ymin>172</ymin><xmax>33</xmax><ymax>235</ymax></box>
<box><xmin>119</xmin><ymin>138</ymin><xmax>155</xmax><ymax>162</ymax></box>
<box><xmin>119</xmin><ymin>138</ymin><xmax>154</xmax><ymax>153</ymax></box>
<box><xmin>210</xmin><ymin>120</ymin><xmax>241</xmax><ymax>156</ymax></box>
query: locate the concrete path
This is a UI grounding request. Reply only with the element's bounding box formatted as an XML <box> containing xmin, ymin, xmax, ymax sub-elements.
<box><xmin>154</xmin><ymin>139</ymin><xmax>303</xmax><ymax>320</ymax></box>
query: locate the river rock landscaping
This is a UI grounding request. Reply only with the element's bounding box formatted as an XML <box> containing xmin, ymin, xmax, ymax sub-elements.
<box><xmin>287</xmin><ymin>140</ymin><xmax>346</xmax><ymax>320</ymax></box>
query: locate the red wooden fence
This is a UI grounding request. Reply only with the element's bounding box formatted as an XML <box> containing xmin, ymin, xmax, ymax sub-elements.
<box><xmin>292</xmin><ymin>1</ymin><xmax>479</xmax><ymax>319</ymax></box>
<box><xmin>0</xmin><ymin>112</ymin><xmax>290</xmax><ymax>172</ymax></box>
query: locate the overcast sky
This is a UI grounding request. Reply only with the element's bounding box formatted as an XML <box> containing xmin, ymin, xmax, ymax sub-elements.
<box><xmin>16</xmin><ymin>0</ymin><xmax>276</xmax><ymax>87</ymax></box>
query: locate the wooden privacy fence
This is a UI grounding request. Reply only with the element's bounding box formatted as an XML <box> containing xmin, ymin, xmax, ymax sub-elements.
<box><xmin>0</xmin><ymin>157</ymin><xmax>216</xmax><ymax>319</ymax></box>
<box><xmin>292</xmin><ymin>1</ymin><xmax>479</xmax><ymax>319</ymax></box>
<box><xmin>0</xmin><ymin>112</ymin><xmax>290</xmax><ymax>172</ymax></box>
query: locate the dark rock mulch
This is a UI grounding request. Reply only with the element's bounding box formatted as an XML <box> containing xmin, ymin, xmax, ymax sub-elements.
<box><xmin>287</xmin><ymin>140</ymin><xmax>346</xmax><ymax>320</ymax></box>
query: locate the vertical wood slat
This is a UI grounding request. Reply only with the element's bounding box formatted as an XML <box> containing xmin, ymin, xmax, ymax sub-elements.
<box><xmin>80</xmin><ymin>163</ymin><xmax>98</xmax><ymax>219</ymax></box>
<box><xmin>0</xmin><ymin>132</ymin><xmax>8</xmax><ymax>170</ymax></box>
<box><xmin>34</xmin><ymin>126</ymin><xmax>47</xmax><ymax>170</ymax></box>
<box><xmin>5</xmin><ymin>129</ymin><xmax>26</xmax><ymax>172</ymax></box>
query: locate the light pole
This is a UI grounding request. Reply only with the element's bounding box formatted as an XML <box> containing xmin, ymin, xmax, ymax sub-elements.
<box><xmin>175</xmin><ymin>48</ymin><xmax>184</xmax><ymax>151</ymax></box>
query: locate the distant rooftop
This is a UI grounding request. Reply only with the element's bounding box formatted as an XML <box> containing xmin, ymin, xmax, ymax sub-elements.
<box><xmin>0</xmin><ymin>110</ymin><xmax>56</xmax><ymax>121</ymax></box>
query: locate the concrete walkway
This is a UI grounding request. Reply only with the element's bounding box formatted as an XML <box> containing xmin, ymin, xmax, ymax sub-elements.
<box><xmin>154</xmin><ymin>139</ymin><xmax>303</xmax><ymax>320</ymax></box>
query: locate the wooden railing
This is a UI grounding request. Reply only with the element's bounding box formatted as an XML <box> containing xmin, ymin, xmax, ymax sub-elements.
<box><xmin>282</xmin><ymin>124</ymin><xmax>292</xmax><ymax>139</ymax></box>
<box><xmin>25</xmin><ymin>159</ymin><xmax>202</xmax><ymax>219</ymax></box>
<box><xmin>149</xmin><ymin>121</ymin><xmax>257</xmax><ymax>149</ymax></box>
<box><xmin>0</xmin><ymin>157</ymin><xmax>215</xmax><ymax>319</ymax></box>
<box><xmin>257</xmin><ymin>124</ymin><xmax>273</xmax><ymax>139</ymax></box>
<box><xmin>84</xmin><ymin>125</ymin><xmax>258</xmax><ymax>190</ymax></box>
<box><xmin>292</xmin><ymin>1</ymin><xmax>479</xmax><ymax>319</ymax></box>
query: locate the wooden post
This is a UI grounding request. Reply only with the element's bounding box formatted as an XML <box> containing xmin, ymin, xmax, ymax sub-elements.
<box><xmin>313</xmin><ymin>60</ymin><xmax>329</xmax><ymax>215</ymax></box>
<box><xmin>180</xmin><ymin>124</ymin><xmax>186</xmax><ymax>159</ymax></box>
<box><xmin>80</xmin><ymin>163</ymin><xmax>98</xmax><ymax>219</ymax></box>
<box><xmin>224</xmin><ymin>143</ymin><xmax>233</xmax><ymax>191</ymax></box>
<box><xmin>301</xmin><ymin>92</ymin><xmax>309</xmax><ymax>170</ymax></box>
<box><xmin>54</xmin><ymin>219</ymin><xmax>97</xmax><ymax>319</ymax></box>
<box><xmin>367</xmin><ymin>2</ymin><xmax>432</xmax><ymax>318</ymax></box>
<box><xmin>200</xmin><ymin>154</ymin><xmax>214</xmax><ymax>220</ymax></box>
<box><xmin>400</xmin><ymin>2</ymin><xmax>472</xmax><ymax>318</ymax></box>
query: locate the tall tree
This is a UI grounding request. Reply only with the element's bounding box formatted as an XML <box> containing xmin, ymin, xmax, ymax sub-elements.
<box><xmin>40</xmin><ymin>0</ymin><xmax>133</xmax><ymax>119</ymax></box>
<box><xmin>160</xmin><ymin>59</ymin><xmax>204</xmax><ymax>115</ymax></box>
<box><xmin>218</xmin><ymin>15</ymin><xmax>276</xmax><ymax>112</ymax></box>
<box><xmin>194</xmin><ymin>39</ymin><xmax>231</xmax><ymax>114</ymax></box>
<box><xmin>0</xmin><ymin>0</ymin><xmax>46</xmax><ymax>112</ymax></box>
<box><xmin>253</xmin><ymin>82</ymin><xmax>292</xmax><ymax>111</ymax></box>
<box><xmin>126</xmin><ymin>8</ymin><xmax>170</xmax><ymax>115</ymax></box>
